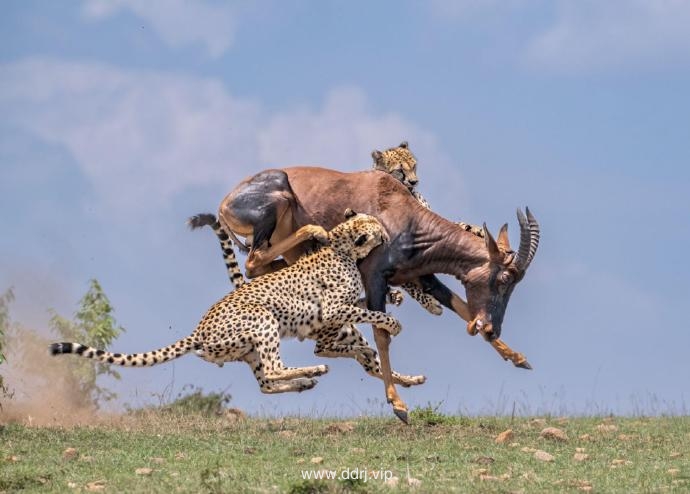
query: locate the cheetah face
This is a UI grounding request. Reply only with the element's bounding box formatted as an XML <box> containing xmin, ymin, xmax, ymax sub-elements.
<box><xmin>371</xmin><ymin>141</ymin><xmax>419</xmax><ymax>191</ymax></box>
<box><xmin>330</xmin><ymin>213</ymin><xmax>388</xmax><ymax>260</ymax></box>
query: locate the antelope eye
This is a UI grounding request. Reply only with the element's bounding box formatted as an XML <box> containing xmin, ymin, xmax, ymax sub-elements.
<box><xmin>500</xmin><ymin>271</ymin><xmax>513</xmax><ymax>284</ymax></box>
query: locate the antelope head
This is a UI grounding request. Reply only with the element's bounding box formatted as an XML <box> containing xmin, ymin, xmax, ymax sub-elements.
<box><xmin>463</xmin><ymin>208</ymin><xmax>540</xmax><ymax>341</ymax></box>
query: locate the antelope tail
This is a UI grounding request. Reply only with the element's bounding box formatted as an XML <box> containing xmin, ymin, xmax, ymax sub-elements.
<box><xmin>187</xmin><ymin>213</ymin><xmax>247</xmax><ymax>288</ymax></box>
<box><xmin>49</xmin><ymin>334</ymin><xmax>199</xmax><ymax>367</ymax></box>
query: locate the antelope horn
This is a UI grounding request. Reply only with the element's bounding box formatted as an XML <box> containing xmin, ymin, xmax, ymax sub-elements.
<box><xmin>514</xmin><ymin>207</ymin><xmax>540</xmax><ymax>272</ymax></box>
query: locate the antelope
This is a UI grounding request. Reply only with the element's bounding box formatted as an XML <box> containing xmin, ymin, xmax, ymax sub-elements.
<box><xmin>200</xmin><ymin>167</ymin><xmax>540</xmax><ymax>422</ymax></box>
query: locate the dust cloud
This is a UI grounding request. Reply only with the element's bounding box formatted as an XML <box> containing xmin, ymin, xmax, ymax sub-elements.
<box><xmin>0</xmin><ymin>327</ymin><xmax>115</xmax><ymax>427</ymax></box>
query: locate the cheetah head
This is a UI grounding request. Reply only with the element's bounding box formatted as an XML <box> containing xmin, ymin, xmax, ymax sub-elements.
<box><xmin>329</xmin><ymin>209</ymin><xmax>389</xmax><ymax>260</ymax></box>
<box><xmin>371</xmin><ymin>141</ymin><xmax>419</xmax><ymax>191</ymax></box>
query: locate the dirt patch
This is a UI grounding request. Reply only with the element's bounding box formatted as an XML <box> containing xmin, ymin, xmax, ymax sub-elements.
<box><xmin>0</xmin><ymin>327</ymin><xmax>114</xmax><ymax>427</ymax></box>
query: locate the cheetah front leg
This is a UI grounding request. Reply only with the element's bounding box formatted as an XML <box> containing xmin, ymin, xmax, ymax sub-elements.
<box><xmin>321</xmin><ymin>304</ymin><xmax>402</xmax><ymax>336</ymax></box>
<box><xmin>314</xmin><ymin>324</ymin><xmax>425</xmax><ymax>387</ymax></box>
<box><xmin>399</xmin><ymin>282</ymin><xmax>443</xmax><ymax>315</ymax></box>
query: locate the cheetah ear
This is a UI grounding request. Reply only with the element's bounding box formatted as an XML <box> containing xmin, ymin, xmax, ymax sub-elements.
<box><xmin>344</xmin><ymin>208</ymin><xmax>357</xmax><ymax>219</ymax></box>
<box><xmin>354</xmin><ymin>234</ymin><xmax>368</xmax><ymax>247</ymax></box>
<box><xmin>371</xmin><ymin>150</ymin><xmax>383</xmax><ymax>164</ymax></box>
<box><xmin>399</xmin><ymin>141</ymin><xmax>408</xmax><ymax>149</ymax></box>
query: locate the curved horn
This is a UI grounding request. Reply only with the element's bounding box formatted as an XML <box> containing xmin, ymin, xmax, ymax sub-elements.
<box><xmin>514</xmin><ymin>207</ymin><xmax>540</xmax><ymax>272</ymax></box>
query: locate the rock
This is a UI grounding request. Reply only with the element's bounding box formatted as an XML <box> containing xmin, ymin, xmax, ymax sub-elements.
<box><xmin>135</xmin><ymin>468</ymin><xmax>153</xmax><ymax>476</ymax></box>
<box><xmin>277</xmin><ymin>430</ymin><xmax>296</xmax><ymax>438</ymax></box>
<box><xmin>150</xmin><ymin>457</ymin><xmax>165</xmax><ymax>464</ymax></box>
<box><xmin>596</xmin><ymin>424</ymin><xmax>618</xmax><ymax>433</ymax></box>
<box><xmin>495</xmin><ymin>429</ymin><xmax>514</xmax><ymax>444</ymax></box>
<box><xmin>521</xmin><ymin>447</ymin><xmax>536</xmax><ymax>453</ymax></box>
<box><xmin>670</xmin><ymin>452</ymin><xmax>683</xmax><ymax>459</ymax></box>
<box><xmin>540</xmin><ymin>427</ymin><xmax>568</xmax><ymax>442</ymax></box>
<box><xmin>224</xmin><ymin>408</ymin><xmax>246</xmax><ymax>423</ymax></box>
<box><xmin>529</xmin><ymin>418</ymin><xmax>547</xmax><ymax>427</ymax></box>
<box><xmin>573</xmin><ymin>453</ymin><xmax>589</xmax><ymax>462</ymax></box>
<box><xmin>174</xmin><ymin>452</ymin><xmax>186</xmax><ymax>460</ymax></box>
<box><xmin>325</xmin><ymin>422</ymin><xmax>355</xmax><ymax>434</ymax></box>
<box><xmin>310</xmin><ymin>457</ymin><xmax>323</xmax><ymax>464</ymax></box>
<box><xmin>85</xmin><ymin>480</ymin><xmax>106</xmax><ymax>491</ymax></box>
<box><xmin>63</xmin><ymin>448</ymin><xmax>79</xmax><ymax>461</ymax></box>
<box><xmin>407</xmin><ymin>477</ymin><xmax>422</xmax><ymax>488</ymax></box>
<box><xmin>575</xmin><ymin>447</ymin><xmax>586</xmax><ymax>453</ymax></box>
<box><xmin>474</xmin><ymin>456</ymin><xmax>495</xmax><ymax>464</ymax></box>
<box><xmin>350</xmin><ymin>447</ymin><xmax>365</xmax><ymax>454</ymax></box>
<box><xmin>534</xmin><ymin>450</ymin><xmax>554</xmax><ymax>462</ymax></box>
<box><xmin>668</xmin><ymin>468</ymin><xmax>680</xmax><ymax>476</ymax></box>
<box><xmin>384</xmin><ymin>476</ymin><xmax>400</xmax><ymax>487</ymax></box>
<box><xmin>579</xmin><ymin>433</ymin><xmax>592</xmax><ymax>441</ymax></box>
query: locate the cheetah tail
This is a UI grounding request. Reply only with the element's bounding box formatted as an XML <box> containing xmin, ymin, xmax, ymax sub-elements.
<box><xmin>49</xmin><ymin>334</ymin><xmax>199</xmax><ymax>367</ymax></box>
<box><xmin>187</xmin><ymin>213</ymin><xmax>247</xmax><ymax>289</ymax></box>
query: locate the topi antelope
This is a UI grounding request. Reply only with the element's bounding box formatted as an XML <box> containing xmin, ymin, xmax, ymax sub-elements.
<box><xmin>197</xmin><ymin>167</ymin><xmax>540</xmax><ymax>422</ymax></box>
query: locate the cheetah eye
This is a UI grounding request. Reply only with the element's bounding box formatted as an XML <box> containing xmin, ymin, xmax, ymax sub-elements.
<box><xmin>354</xmin><ymin>234</ymin><xmax>368</xmax><ymax>247</ymax></box>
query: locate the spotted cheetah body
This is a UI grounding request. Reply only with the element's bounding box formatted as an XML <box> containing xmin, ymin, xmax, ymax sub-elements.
<box><xmin>51</xmin><ymin>214</ymin><xmax>407</xmax><ymax>394</ymax></box>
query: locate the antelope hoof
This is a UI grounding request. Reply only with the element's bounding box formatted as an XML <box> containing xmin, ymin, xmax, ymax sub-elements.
<box><xmin>515</xmin><ymin>360</ymin><xmax>533</xmax><ymax>370</ymax></box>
<box><xmin>393</xmin><ymin>408</ymin><xmax>409</xmax><ymax>424</ymax></box>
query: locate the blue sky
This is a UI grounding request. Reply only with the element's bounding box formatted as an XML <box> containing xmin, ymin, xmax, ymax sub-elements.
<box><xmin>1</xmin><ymin>0</ymin><xmax>689</xmax><ymax>417</ymax></box>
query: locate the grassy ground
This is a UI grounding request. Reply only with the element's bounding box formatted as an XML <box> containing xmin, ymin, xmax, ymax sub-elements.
<box><xmin>1</xmin><ymin>410</ymin><xmax>688</xmax><ymax>493</ymax></box>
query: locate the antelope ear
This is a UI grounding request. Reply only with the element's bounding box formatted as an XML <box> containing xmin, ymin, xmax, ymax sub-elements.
<box><xmin>399</xmin><ymin>141</ymin><xmax>408</xmax><ymax>149</ymax></box>
<box><xmin>497</xmin><ymin>223</ymin><xmax>511</xmax><ymax>252</ymax></box>
<box><xmin>344</xmin><ymin>208</ymin><xmax>357</xmax><ymax>219</ymax></box>
<box><xmin>483</xmin><ymin>223</ymin><xmax>503</xmax><ymax>263</ymax></box>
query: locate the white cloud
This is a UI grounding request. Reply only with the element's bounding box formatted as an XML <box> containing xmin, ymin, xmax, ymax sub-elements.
<box><xmin>525</xmin><ymin>0</ymin><xmax>690</xmax><ymax>72</ymax></box>
<box><xmin>81</xmin><ymin>0</ymin><xmax>236</xmax><ymax>58</ymax></box>
<box><xmin>430</xmin><ymin>0</ymin><xmax>690</xmax><ymax>73</ymax></box>
<box><xmin>0</xmin><ymin>58</ymin><xmax>460</xmax><ymax>220</ymax></box>
<box><xmin>0</xmin><ymin>58</ymin><xmax>261</xmax><ymax>215</ymax></box>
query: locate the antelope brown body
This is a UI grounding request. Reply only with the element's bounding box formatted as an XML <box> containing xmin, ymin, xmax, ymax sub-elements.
<box><xmin>214</xmin><ymin>166</ymin><xmax>540</xmax><ymax>422</ymax></box>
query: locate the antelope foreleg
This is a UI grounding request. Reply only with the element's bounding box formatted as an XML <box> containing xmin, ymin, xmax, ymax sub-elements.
<box><xmin>489</xmin><ymin>338</ymin><xmax>532</xmax><ymax>370</ymax></box>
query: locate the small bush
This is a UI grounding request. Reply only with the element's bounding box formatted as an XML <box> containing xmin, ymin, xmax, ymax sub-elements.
<box><xmin>161</xmin><ymin>385</ymin><xmax>232</xmax><ymax>416</ymax></box>
<box><xmin>411</xmin><ymin>402</ymin><xmax>452</xmax><ymax>426</ymax></box>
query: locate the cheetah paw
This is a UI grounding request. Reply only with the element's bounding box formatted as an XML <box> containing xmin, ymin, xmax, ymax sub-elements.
<box><xmin>308</xmin><ymin>225</ymin><xmax>330</xmax><ymax>245</ymax></box>
<box><xmin>309</xmin><ymin>364</ymin><xmax>329</xmax><ymax>377</ymax></box>
<box><xmin>424</xmin><ymin>298</ymin><xmax>443</xmax><ymax>316</ymax></box>
<box><xmin>296</xmin><ymin>378</ymin><xmax>319</xmax><ymax>392</ymax></box>
<box><xmin>387</xmin><ymin>316</ymin><xmax>402</xmax><ymax>337</ymax></box>
<box><xmin>386</xmin><ymin>289</ymin><xmax>404</xmax><ymax>306</ymax></box>
<box><xmin>395</xmin><ymin>373</ymin><xmax>426</xmax><ymax>388</ymax></box>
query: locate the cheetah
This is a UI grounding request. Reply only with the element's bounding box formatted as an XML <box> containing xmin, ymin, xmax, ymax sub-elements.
<box><xmin>371</xmin><ymin>141</ymin><xmax>484</xmax><ymax>237</ymax></box>
<box><xmin>50</xmin><ymin>212</ymin><xmax>425</xmax><ymax>394</ymax></box>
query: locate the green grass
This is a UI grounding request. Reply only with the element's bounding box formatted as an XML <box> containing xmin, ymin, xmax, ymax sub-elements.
<box><xmin>1</xmin><ymin>412</ymin><xmax>688</xmax><ymax>493</ymax></box>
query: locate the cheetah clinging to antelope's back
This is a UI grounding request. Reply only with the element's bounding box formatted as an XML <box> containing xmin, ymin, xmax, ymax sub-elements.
<box><xmin>50</xmin><ymin>212</ymin><xmax>424</xmax><ymax>393</ymax></box>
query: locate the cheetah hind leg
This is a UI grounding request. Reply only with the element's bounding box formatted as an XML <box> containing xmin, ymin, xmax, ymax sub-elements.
<box><xmin>314</xmin><ymin>325</ymin><xmax>425</xmax><ymax>388</ymax></box>
<box><xmin>244</xmin><ymin>351</ymin><xmax>321</xmax><ymax>394</ymax></box>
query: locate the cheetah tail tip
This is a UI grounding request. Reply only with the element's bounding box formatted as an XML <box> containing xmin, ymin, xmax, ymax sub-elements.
<box><xmin>49</xmin><ymin>342</ymin><xmax>72</xmax><ymax>355</ymax></box>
